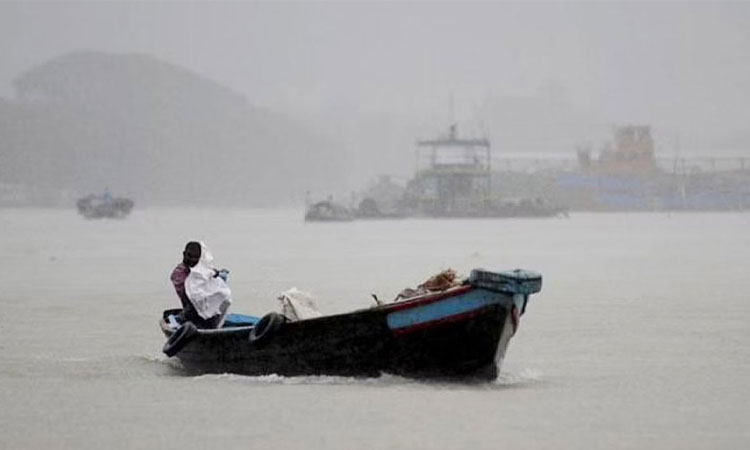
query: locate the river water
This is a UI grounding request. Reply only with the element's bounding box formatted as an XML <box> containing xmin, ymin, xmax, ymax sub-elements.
<box><xmin>1</xmin><ymin>208</ymin><xmax>748</xmax><ymax>449</ymax></box>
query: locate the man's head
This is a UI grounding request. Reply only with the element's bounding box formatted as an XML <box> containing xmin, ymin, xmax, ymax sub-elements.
<box><xmin>182</xmin><ymin>241</ymin><xmax>201</xmax><ymax>267</ymax></box>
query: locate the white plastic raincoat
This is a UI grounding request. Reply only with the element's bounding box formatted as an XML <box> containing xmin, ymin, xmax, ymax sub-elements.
<box><xmin>185</xmin><ymin>242</ymin><xmax>232</xmax><ymax>321</ymax></box>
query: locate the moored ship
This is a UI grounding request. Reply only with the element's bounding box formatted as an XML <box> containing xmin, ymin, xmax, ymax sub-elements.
<box><xmin>555</xmin><ymin>125</ymin><xmax>750</xmax><ymax>211</ymax></box>
<box><xmin>401</xmin><ymin>125</ymin><xmax>566</xmax><ymax>218</ymax></box>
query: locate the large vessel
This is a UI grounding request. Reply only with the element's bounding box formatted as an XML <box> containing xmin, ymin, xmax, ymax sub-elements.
<box><xmin>555</xmin><ymin>125</ymin><xmax>750</xmax><ymax>211</ymax></box>
<box><xmin>400</xmin><ymin>125</ymin><xmax>565</xmax><ymax>218</ymax></box>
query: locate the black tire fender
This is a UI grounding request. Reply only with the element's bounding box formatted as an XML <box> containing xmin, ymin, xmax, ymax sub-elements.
<box><xmin>248</xmin><ymin>313</ymin><xmax>285</xmax><ymax>346</ymax></box>
<box><xmin>163</xmin><ymin>322</ymin><xmax>198</xmax><ymax>357</ymax></box>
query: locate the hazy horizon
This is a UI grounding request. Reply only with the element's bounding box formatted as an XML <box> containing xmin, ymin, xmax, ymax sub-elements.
<box><xmin>1</xmin><ymin>1</ymin><xmax>749</xmax><ymax>154</ymax></box>
<box><xmin>1</xmin><ymin>1</ymin><xmax>750</xmax><ymax>209</ymax></box>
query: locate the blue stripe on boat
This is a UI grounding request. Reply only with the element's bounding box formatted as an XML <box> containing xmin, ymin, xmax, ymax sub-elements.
<box><xmin>223</xmin><ymin>313</ymin><xmax>260</xmax><ymax>327</ymax></box>
<box><xmin>386</xmin><ymin>290</ymin><xmax>505</xmax><ymax>330</ymax></box>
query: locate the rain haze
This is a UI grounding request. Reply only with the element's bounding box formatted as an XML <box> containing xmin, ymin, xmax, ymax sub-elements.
<box><xmin>1</xmin><ymin>2</ymin><xmax>749</xmax><ymax>450</ymax></box>
<box><xmin>1</xmin><ymin>2</ymin><xmax>750</xmax><ymax>204</ymax></box>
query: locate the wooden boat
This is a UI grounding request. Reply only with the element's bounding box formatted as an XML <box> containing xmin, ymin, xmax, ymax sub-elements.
<box><xmin>304</xmin><ymin>200</ymin><xmax>355</xmax><ymax>222</ymax></box>
<box><xmin>76</xmin><ymin>194</ymin><xmax>134</xmax><ymax>219</ymax></box>
<box><xmin>159</xmin><ymin>268</ymin><xmax>542</xmax><ymax>380</ymax></box>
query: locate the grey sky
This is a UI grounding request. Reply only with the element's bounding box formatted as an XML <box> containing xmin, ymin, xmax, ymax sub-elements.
<box><xmin>1</xmin><ymin>1</ymin><xmax>749</xmax><ymax>151</ymax></box>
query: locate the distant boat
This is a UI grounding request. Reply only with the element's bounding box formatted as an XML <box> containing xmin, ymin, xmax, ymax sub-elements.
<box><xmin>353</xmin><ymin>175</ymin><xmax>409</xmax><ymax>219</ymax></box>
<box><xmin>76</xmin><ymin>193</ymin><xmax>134</xmax><ymax>219</ymax></box>
<box><xmin>304</xmin><ymin>199</ymin><xmax>354</xmax><ymax>222</ymax></box>
<box><xmin>354</xmin><ymin>197</ymin><xmax>407</xmax><ymax>219</ymax></box>
<box><xmin>159</xmin><ymin>268</ymin><xmax>543</xmax><ymax>380</ymax></box>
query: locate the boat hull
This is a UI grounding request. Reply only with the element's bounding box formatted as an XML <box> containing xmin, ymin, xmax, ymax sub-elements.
<box><xmin>77</xmin><ymin>195</ymin><xmax>134</xmax><ymax>219</ymax></box>
<box><xmin>162</xmin><ymin>285</ymin><xmax>525</xmax><ymax>380</ymax></box>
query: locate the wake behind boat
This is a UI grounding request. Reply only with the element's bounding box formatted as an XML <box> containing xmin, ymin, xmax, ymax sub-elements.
<box><xmin>159</xmin><ymin>268</ymin><xmax>542</xmax><ymax>380</ymax></box>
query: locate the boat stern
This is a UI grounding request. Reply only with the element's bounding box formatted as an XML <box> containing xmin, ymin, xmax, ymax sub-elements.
<box><xmin>381</xmin><ymin>269</ymin><xmax>542</xmax><ymax>378</ymax></box>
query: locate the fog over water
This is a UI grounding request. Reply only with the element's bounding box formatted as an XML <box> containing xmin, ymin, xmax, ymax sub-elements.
<box><xmin>1</xmin><ymin>2</ymin><xmax>750</xmax><ymax>449</ymax></box>
<box><xmin>2</xmin><ymin>2</ymin><xmax>749</xmax><ymax>136</ymax></box>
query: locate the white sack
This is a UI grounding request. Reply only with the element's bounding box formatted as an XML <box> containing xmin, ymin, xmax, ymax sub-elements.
<box><xmin>277</xmin><ymin>288</ymin><xmax>323</xmax><ymax>321</ymax></box>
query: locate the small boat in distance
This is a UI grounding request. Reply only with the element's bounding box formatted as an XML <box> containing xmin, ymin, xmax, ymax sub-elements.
<box><xmin>159</xmin><ymin>268</ymin><xmax>542</xmax><ymax>380</ymax></box>
<box><xmin>304</xmin><ymin>198</ymin><xmax>354</xmax><ymax>222</ymax></box>
<box><xmin>76</xmin><ymin>191</ymin><xmax>134</xmax><ymax>219</ymax></box>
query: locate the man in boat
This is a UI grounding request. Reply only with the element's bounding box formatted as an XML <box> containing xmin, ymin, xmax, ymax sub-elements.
<box><xmin>171</xmin><ymin>241</ymin><xmax>232</xmax><ymax>328</ymax></box>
